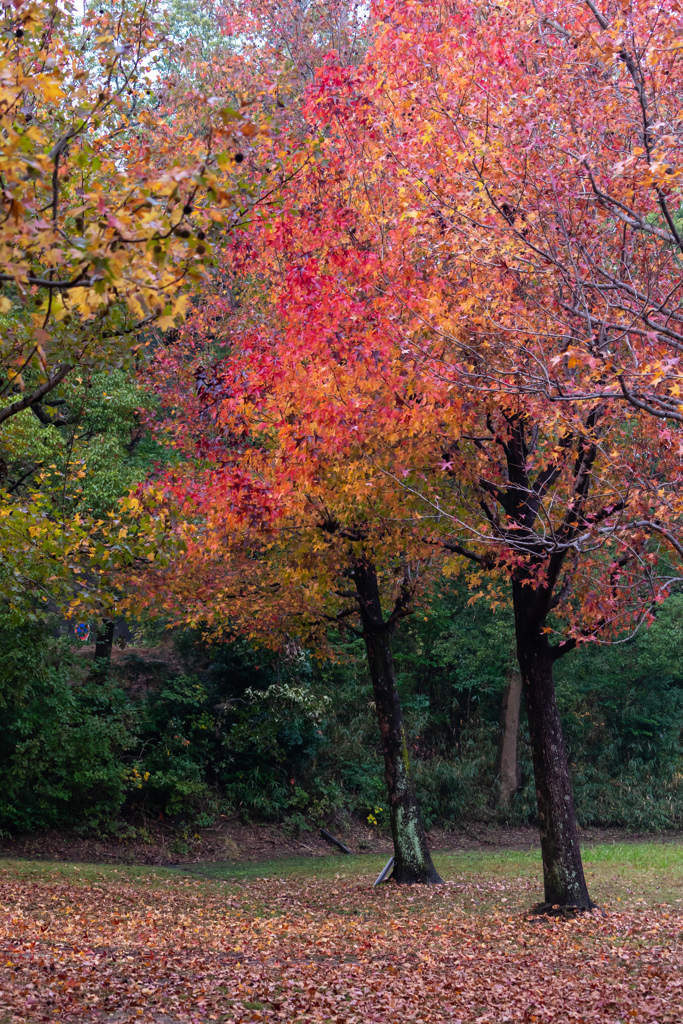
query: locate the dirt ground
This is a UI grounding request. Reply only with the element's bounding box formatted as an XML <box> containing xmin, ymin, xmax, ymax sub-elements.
<box><xmin>2</xmin><ymin>816</ymin><xmax>681</xmax><ymax>866</ymax></box>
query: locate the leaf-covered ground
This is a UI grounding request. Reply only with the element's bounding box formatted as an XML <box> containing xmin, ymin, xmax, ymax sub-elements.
<box><xmin>1</xmin><ymin>847</ymin><xmax>682</xmax><ymax>1023</ymax></box>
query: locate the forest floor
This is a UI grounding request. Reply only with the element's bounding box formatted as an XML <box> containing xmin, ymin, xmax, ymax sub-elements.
<box><xmin>2</xmin><ymin>818</ymin><xmax>682</xmax><ymax>866</ymax></box>
<box><xmin>0</xmin><ymin>843</ymin><xmax>682</xmax><ymax>1023</ymax></box>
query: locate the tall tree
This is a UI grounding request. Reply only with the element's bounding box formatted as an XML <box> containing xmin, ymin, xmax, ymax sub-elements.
<box><xmin>136</xmin><ymin>247</ymin><xmax>444</xmax><ymax>882</ymax></box>
<box><xmin>492</xmin><ymin>668</ymin><xmax>523</xmax><ymax>809</ymax></box>
<box><xmin>126</xmin><ymin>1</ymin><xmax>444</xmax><ymax>884</ymax></box>
<box><xmin>309</xmin><ymin>0</ymin><xmax>683</xmax><ymax>908</ymax></box>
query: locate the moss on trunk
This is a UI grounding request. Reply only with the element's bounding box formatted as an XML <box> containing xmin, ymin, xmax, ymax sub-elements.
<box><xmin>354</xmin><ymin>560</ymin><xmax>442</xmax><ymax>885</ymax></box>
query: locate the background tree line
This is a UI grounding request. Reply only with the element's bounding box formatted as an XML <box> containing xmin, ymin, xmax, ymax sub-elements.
<box><xmin>2</xmin><ymin>578</ymin><xmax>682</xmax><ymax>840</ymax></box>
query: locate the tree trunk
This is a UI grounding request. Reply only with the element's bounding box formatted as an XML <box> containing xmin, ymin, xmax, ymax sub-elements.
<box><xmin>91</xmin><ymin>620</ymin><xmax>115</xmax><ymax>679</ymax></box>
<box><xmin>493</xmin><ymin>669</ymin><xmax>522</xmax><ymax>807</ymax></box>
<box><xmin>354</xmin><ymin>562</ymin><xmax>442</xmax><ymax>884</ymax></box>
<box><xmin>513</xmin><ymin>585</ymin><xmax>593</xmax><ymax>909</ymax></box>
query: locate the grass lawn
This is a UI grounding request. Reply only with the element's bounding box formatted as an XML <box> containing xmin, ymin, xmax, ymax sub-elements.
<box><xmin>178</xmin><ymin>841</ymin><xmax>683</xmax><ymax>909</ymax></box>
<box><xmin>0</xmin><ymin>842</ymin><xmax>681</xmax><ymax>1023</ymax></box>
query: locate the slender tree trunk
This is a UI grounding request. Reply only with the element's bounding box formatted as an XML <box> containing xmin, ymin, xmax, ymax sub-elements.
<box><xmin>493</xmin><ymin>669</ymin><xmax>522</xmax><ymax>807</ymax></box>
<box><xmin>91</xmin><ymin>620</ymin><xmax>115</xmax><ymax>679</ymax></box>
<box><xmin>354</xmin><ymin>562</ymin><xmax>442</xmax><ymax>884</ymax></box>
<box><xmin>513</xmin><ymin>584</ymin><xmax>593</xmax><ymax>909</ymax></box>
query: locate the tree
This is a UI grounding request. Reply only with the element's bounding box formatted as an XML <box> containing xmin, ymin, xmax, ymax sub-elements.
<box><xmin>136</xmin><ymin>249</ymin><xmax>444</xmax><ymax>882</ymax></box>
<box><xmin>123</xmin><ymin>0</ymin><xmax>445</xmax><ymax>883</ymax></box>
<box><xmin>301</xmin><ymin>0</ymin><xmax>683</xmax><ymax>909</ymax></box>
<box><xmin>492</xmin><ymin>668</ymin><xmax>523</xmax><ymax>810</ymax></box>
<box><xmin>351</xmin><ymin>556</ymin><xmax>441</xmax><ymax>882</ymax></box>
<box><xmin>0</xmin><ymin>0</ymin><xmax>259</xmax><ymax>427</ymax></box>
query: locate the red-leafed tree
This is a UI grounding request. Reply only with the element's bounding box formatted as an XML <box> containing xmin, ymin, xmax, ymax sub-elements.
<box><xmin>137</xmin><ymin>240</ymin><xmax>448</xmax><ymax>883</ymax></box>
<box><xmin>126</xmin><ymin>0</ymin><xmax>444</xmax><ymax>884</ymax></box>
<box><xmin>134</xmin><ymin>0</ymin><xmax>683</xmax><ymax>910</ymax></box>
<box><xmin>287</xmin><ymin>0</ymin><xmax>683</xmax><ymax>909</ymax></box>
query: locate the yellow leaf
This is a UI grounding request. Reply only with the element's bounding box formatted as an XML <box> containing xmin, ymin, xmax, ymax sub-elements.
<box><xmin>172</xmin><ymin>294</ymin><xmax>188</xmax><ymax>318</ymax></box>
<box><xmin>0</xmin><ymin>296</ymin><xmax>11</xmax><ymax>313</ymax></box>
<box><xmin>39</xmin><ymin>77</ymin><xmax>64</xmax><ymax>103</ymax></box>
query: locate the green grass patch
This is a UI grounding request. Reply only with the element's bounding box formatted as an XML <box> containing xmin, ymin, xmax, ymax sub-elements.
<box><xmin>174</xmin><ymin>840</ymin><xmax>683</xmax><ymax>881</ymax></box>
<box><xmin>0</xmin><ymin>858</ymin><xmax>182</xmax><ymax>887</ymax></box>
<box><xmin>1</xmin><ymin>839</ymin><xmax>682</xmax><ymax>909</ymax></box>
<box><xmin>173</xmin><ymin>841</ymin><xmax>683</xmax><ymax>909</ymax></box>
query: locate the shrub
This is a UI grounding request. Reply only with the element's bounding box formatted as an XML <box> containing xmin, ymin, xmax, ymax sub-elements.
<box><xmin>0</xmin><ymin>621</ymin><xmax>133</xmax><ymax>832</ymax></box>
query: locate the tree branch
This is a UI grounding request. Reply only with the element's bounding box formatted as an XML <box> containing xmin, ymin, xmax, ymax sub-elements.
<box><xmin>436</xmin><ymin>537</ymin><xmax>493</xmax><ymax>567</ymax></box>
<box><xmin>618</xmin><ymin>375</ymin><xmax>683</xmax><ymax>423</ymax></box>
<box><xmin>0</xmin><ymin>364</ymin><xmax>73</xmax><ymax>427</ymax></box>
<box><xmin>550</xmin><ymin>637</ymin><xmax>577</xmax><ymax>662</ymax></box>
<box><xmin>632</xmin><ymin>520</ymin><xmax>683</xmax><ymax>560</ymax></box>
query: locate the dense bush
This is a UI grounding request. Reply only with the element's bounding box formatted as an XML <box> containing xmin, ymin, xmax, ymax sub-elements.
<box><xmin>1</xmin><ymin>585</ymin><xmax>682</xmax><ymax>835</ymax></box>
<box><xmin>0</xmin><ymin>620</ymin><xmax>133</xmax><ymax>832</ymax></box>
<box><xmin>556</xmin><ymin>595</ymin><xmax>683</xmax><ymax>828</ymax></box>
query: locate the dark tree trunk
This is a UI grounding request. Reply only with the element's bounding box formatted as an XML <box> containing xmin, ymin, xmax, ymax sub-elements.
<box><xmin>513</xmin><ymin>582</ymin><xmax>592</xmax><ymax>909</ymax></box>
<box><xmin>492</xmin><ymin>669</ymin><xmax>522</xmax><ymax>808</ymax></box>
<box><xmin>354</xmin><ymin>561</ymin><xmax>442</xmax><ymax>884</ymax></box>
<box><xmin>91</xmin><ymin>620</ymin><xmax>115</xmax><ymax>679</ymax></box>
<box><xmin>449</xmin><ymin>408</ymin><xmax>599</xmax><ymax>910</ymax></box>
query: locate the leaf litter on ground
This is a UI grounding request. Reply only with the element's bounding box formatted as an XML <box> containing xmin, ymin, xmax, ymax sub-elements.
<box><xmin>0</xmin><ymin>859</ymin><xmax>681</xmax><ymax>1024</ymax></box>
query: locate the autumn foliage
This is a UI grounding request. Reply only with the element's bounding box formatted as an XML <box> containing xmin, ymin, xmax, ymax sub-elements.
<box><xmin>1</xmin><ymin>864</ymin><xmax>682</xmax><ymax>1023</ymax></box>
<box><xmin>122</xmin><ymin>0</ymin><xmax>683</xmax><ymax>905</ymax></box>
<box><xmin>2</xmin><ymin>0</ymin><xmax>683</xmax><ymax>925</ymax></box>
<box><xmin>143</xmin><ymin>0</ymin><xmax>683</xmax><ymax>641</ymax></box>
<box><xmin>0</xmin><ymin>1</ymin><xmax>247</xmax><ymax>417</ymax></box>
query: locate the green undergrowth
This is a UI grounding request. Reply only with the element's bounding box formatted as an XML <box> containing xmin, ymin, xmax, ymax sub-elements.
<box><xmin>3</xmin><ymin>583</ymin><xmax>683</xmax><ymax>837</ymax></box>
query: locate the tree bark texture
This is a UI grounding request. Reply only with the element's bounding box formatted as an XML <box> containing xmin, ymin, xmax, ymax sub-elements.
<box><xmin>494</xmin><ymin>669</ymin><xmax>522</xmax><ymax>807</ymax></box>
<box><xmin>354</xmin><ymin>561</ymin><xmax>442</xmax><ymax>884</ymax></box>
<box><xmin>513</xmin><ymin>583</ymin><xmax>592</xmax><ymax>909</ymax></box>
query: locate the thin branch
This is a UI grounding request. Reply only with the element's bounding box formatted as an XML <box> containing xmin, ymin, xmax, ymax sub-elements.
<box><xmin>436</xmin><ymin>537</ymin><xmax>492</xmax><ymax>567</ymax></box>
<box><xmin>632</xmin><ymin>520</ymin><xmax>683</xmax><ymax>560</ymax></box>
